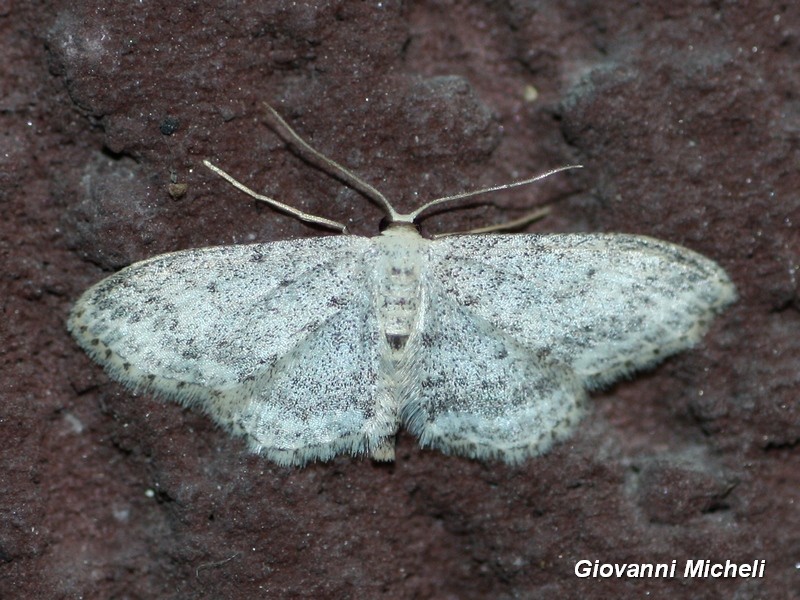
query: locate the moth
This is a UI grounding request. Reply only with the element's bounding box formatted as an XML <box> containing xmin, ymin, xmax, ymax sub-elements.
<box><xmin>69</xmin><ymin>103</ymin><xmax>736</xmax><ymax>466</ymax></box>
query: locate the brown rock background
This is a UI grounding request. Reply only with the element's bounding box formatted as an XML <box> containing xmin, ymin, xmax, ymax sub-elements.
<box><xmin>1</xmin><ymin>1</ymin><xmax>797</xmax><ymax>598</ymax></box>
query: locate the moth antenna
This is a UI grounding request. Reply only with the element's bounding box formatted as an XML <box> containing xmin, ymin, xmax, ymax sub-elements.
<box><xmin>408</xmin><ymin>164</ymin><xmax>583</xmax><ymax>222</ymax></box>
<box><xmin>263</xmin><ymin>102</ymin><xmax>407</xmax><ymax>223</ymax></box>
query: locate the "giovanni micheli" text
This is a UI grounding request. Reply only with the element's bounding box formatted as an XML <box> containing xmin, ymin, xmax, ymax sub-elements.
<box><xmin>574</xmin><ymin>559</ymin><xmax>765</xmax><ymax>579</ymax></box>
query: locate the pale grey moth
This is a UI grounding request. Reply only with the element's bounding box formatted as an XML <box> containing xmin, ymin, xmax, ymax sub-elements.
<box><xmin>68</xmin><ymin>103</ymin><xmax>737</xmax><ymax>467</ymax></box>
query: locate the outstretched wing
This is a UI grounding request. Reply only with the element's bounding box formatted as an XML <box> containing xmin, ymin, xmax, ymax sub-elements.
<box><xmin>426</xmin><ymin>233</ymin><xmax>736</xmax><ymax>389</ymax></box>
<box><xmin>401</xmin><ymin>232</ymin><xmax>735</xmax><ymax>463</ymax></box>
<box><xmin>399</xmin><ymin>292</ymin><xmax>587</xmax><ymax>463</ymax></box>
<box><xmin>69</xmin><ymin>235</ymin><xmax>396</xmax><ymax>466</ymax></box>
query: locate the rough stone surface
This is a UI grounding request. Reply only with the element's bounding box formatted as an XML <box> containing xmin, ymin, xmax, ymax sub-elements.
<box><xmin>1</xmin><ymin>1</ymin><xmax>798</xmax><ymax>598</ymax></box>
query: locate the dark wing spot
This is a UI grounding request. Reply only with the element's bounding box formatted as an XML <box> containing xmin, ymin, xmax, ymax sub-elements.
<box><xmin>386</xmin><ymin>334</ymin><xmax>409</xmax><ymax>350</ymax></box>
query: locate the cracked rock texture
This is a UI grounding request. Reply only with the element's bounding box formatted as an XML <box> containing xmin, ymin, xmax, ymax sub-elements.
<box><xmin>1</xmin><ymin>1</ymin><xmax>798</xmax><ymax>598</ymax></box>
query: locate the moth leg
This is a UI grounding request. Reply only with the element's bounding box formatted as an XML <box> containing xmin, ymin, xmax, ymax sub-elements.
<box><xmin>432</xmin><ymin>205</ymin><xmax>552</xmax><ymax>239</ymax></box>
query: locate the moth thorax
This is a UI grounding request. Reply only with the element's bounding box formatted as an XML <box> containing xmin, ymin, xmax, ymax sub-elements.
<box><xmin>375</xmin><ymin>230</ymin><xmax>425</xmax><ymax>352</ymax></box>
